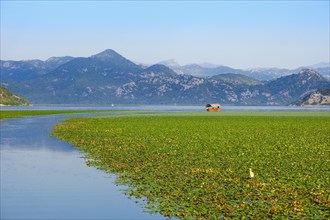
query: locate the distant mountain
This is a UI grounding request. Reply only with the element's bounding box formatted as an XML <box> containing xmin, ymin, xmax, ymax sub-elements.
<box><xmin>198</xmin><ymin>62</ymin><xmax>220</xmax><ymax>69</ymax></box>
<box><xmin>170</xmin><ymin>64</ymin><xmax>293</xmax><ymax>81</ymax></box>
<box><xmin>44</xmin><ymin>56</ymin><xmax>76</xmax><ymax>69</ymax></box>
<box><xmin>172</xmin><ymin>64</ymin><xmax>212</xmax><ymax>77</ymax></box>
<box><xmin>0</xmin><ymin>85</ymin><xmax>30</xmax><ymax>106</ymax></box>
<box><xmin>210</xmin><ymin>73</ymin><xmax>263</xmax><ymax>86</ymax></box>
<box><xmin>303</xmin><ymin>63</ymin><xmax>329</xmax><ymax>80</ymax></box>
<box><xmin>242</xmin><ymin>67</ymin><xmax>294</xmax><ymax>81</ymax></box>
<box><xmin>19</xmin><ymin>49</ymin><xmax>143</xmax><ymax>103</ymax></box>
<box><xmin>0</xmin><ymin>56</ymin><xmax>75</xmax><ymax>81</ymax></box>
<box><xmin>159</xmin><ymin>61</ymin><xmax>330</xmax><ymax>81</ymax></box>
<box><xmin>294</xmin><ymin>88</ymin><xmax>330</xmax><ymax>106</ymax></box>
<box><xmin>264</xmin><ymin>69</ymin><xmax>329</xmax><ymax>105</ymax></box>
<box><xmin>303</xmin><ymin>62</ymin><xmax>330</xmax><ymax>69</ymax></box>
<box><xmin>157</xmin><ymin>59</ymin><xmax>181</xmax><ymax>68</ymax></box>
<box><xmin>0</xmin><ymin>49</ymin><xmax>329</xmax><ymax>105</ymax></box>
<box><xmin>168</xmin><ymin>64</ymin><xmax>246</xmax><ymax>78</ymax></box>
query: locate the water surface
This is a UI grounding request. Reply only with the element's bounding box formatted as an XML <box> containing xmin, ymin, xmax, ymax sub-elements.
<box><xmin>1</xmin><ymin>104</ymin><xmax>329</xmax><ymax>112</ymax></box>
<box><xmin>1</xmin><ymin>115</ymin><xmax>165</xmax><ymax>219</ymax></box>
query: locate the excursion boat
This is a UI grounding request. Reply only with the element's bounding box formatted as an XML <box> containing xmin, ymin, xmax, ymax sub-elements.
<box><xmin>205</xmin><ymin>103</ymin><xmax>221</xmax><ymax>112</ymax></box>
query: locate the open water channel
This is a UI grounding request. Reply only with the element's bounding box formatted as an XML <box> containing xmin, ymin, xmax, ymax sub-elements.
<box><xmin>1</xmin><ymin>105</ymin><xmax>329</xmax><ymax>219</ymax></box>
<box><xmin>0</xmin><ymin>113</ymin><xmax>166</xmax><ymax>219</ymax></box>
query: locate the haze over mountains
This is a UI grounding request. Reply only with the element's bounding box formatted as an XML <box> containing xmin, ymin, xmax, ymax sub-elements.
<box><xmin>157</xmin><ymin>59</ymin><xmax>330</xmax><ymax>81</ymax></box>
<box><xmin>0</xmin><ymin>49</ymin><xmax>329</xmax><ymax>105</ymax></box>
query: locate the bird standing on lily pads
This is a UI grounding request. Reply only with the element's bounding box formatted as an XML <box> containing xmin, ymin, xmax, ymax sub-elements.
<box><xmin>249</xmin><ymin>168</ymin><xmax>254</xmax><ymax>178</ymax></box>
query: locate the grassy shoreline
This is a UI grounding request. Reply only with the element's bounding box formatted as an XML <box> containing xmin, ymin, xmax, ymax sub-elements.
<box><xmin>0</xmin><ymin>109</ymin><xmax>129</xmax><ymax>119</ymax></box>
<box><xmin>53</xmin><ymin>112</ymin><xmax>330</xmax><ymax>219</ymax></box>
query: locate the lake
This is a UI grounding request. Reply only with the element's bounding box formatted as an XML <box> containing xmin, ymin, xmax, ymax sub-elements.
<box><xmin>2</xmin><ymin>104</ymin><xmax>330</xmax><ymax>112</ymax></box>
<box><xmin>0</xmin><ymin>114</ymin><xmax>166</xmax><ymax>219</ymax></box>
<box><xmin>1</xmin><ymin>105</ymin><xmax>329</xmax><ymax>219</ymax></box>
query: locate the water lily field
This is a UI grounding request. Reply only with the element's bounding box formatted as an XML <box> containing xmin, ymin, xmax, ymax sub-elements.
<box><xmin>0</xmin><ymin>109</ymin><xmax>124</xmax><ymax>119</ymax></box>
<box><xmin>53</xmin><ymin>112</ymin><xmax>330</xmax><ymax>219</ymax></box>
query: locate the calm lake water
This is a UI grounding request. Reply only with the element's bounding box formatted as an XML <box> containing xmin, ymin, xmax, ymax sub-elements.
<box><xmin>1</xmin><ymin>105</ymin><xmax>329</xmax><ymax>219</ymax></box>
<box><xmin>0</xmin><ymin>114</ymin><xmax>166</xmax><ymax>220</ymax></box>
<box><xmin>1</xmin><ymin>104</ymin><xmax>330</xmax><ymax>112</ymax></box>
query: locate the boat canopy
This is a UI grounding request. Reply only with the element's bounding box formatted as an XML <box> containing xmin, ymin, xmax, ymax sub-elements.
<box><xmin>205</xmin><ymin>103</ymin><xmax>221</xmax><ymax>112</ymax></box>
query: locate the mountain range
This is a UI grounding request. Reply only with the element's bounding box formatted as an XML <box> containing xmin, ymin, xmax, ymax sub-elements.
<box><xmin>158</xmin><ymin>59</ymin><xmax>330</xmax><ymax>81</ymax></box>
<box><xmin>0</xmin><ymin>49</ymin><xmax>329</xmax><ymax>105</ymax></box>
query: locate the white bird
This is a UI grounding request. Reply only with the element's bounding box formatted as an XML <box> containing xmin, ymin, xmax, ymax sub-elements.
<box><xmin>249</xmin><ymin>168</ymin><xmax>254</xmax><ymax>178</ymax></box>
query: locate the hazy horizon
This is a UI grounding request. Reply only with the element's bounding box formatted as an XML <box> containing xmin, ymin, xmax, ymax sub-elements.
<box><xmin>1</xmin><ymin>1</ymin><xmax>329</xmax><ymax>69</ymax></box>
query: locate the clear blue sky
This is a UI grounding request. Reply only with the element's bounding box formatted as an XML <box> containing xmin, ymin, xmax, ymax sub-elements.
<box><xmin>1</xmin><ymin>0</ymin><xmax>329</xmax><ymax>69</ymax></box>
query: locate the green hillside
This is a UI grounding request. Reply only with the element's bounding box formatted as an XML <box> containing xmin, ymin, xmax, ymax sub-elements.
<box><xmin>0</xmin><ymin>85</ymin><xmax>30</xmax><ymax>106</ymax></box>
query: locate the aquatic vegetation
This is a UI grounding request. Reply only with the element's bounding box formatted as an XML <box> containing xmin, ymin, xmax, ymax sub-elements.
<box><xmin>53</xmin><ymin>113</ymin><xmax>330</xmax><ymax>219</ymax></box>
<box><xmin>0</xmin><ymin>110</ymin><xmax>125</xmax><ymax>119</ymax></box>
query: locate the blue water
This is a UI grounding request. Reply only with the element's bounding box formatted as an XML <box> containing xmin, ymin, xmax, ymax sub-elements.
<box><xmin>1</xmin><ymin>104</ymin><xmax>329</xmax><ymax>112</ymax></box>
<box><xmin>0</xmin><ymin>114</ymin><xmax>166</xmax><ymax>219</ymax></box>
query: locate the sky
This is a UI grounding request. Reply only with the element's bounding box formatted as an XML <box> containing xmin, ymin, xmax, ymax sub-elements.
<box><xmin>1</xmin><ymin>0</ymin><xmax>329</xmax><ymax>69</ymax></box>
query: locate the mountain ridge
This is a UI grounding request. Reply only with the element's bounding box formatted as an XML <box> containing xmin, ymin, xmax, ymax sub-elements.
<box><xmin>294</xmin><ymin>88</ymin><xmax>330</xmax><ymax>106</ymax></box>
<box><xmin>1</xmin><ymin>50</ymin><xmax>329</xmax><ymax>81</ymax></box>
<box><xmin>1</xmin><ymin>49</ymin><xmax>329</xmax><ymax>105</ymax></box>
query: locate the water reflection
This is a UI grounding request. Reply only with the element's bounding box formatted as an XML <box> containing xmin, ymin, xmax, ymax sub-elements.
<box><xmin>0</xmin><ymin>116</ymin><xmax>76</xmax><ymax>152</ymax></box>
<box><xmin>0</xmin><ymin>115</ymin><xmax>165</xmax><ymax>219</ymax></box>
